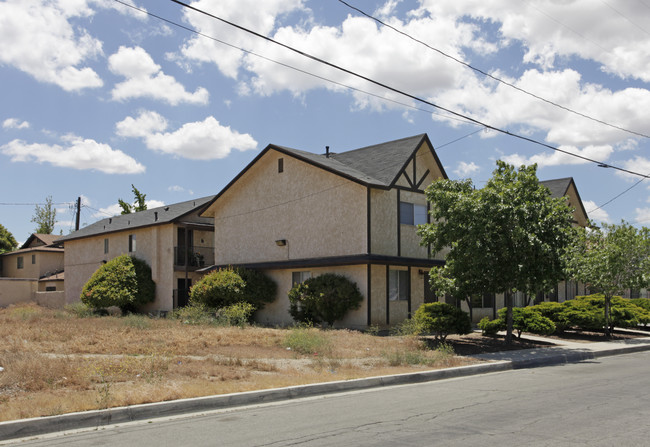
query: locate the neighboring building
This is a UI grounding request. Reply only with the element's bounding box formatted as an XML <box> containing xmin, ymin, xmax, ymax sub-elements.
<box><xmin>0</xmin><ymin>233</ymin><xmax>65</xmax><ymax>307</ymax></box>
<box><xmin>200</xmin><ymin>134</ymin><xmax>447</xmax><ymax>328</ymax></box>
<box><xmin>58</xmin><ymin>197</ymin><xmax>215</xmax><ymax>312</ymax></box>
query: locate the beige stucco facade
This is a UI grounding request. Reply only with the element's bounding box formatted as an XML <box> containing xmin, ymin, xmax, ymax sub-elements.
<box><xmin>202</xmin><ymin>136</ymin><xmax>447</xmax><ymax>328</ymax></box>
<box><xmin>1</xmin><ymin>249</ymin><xmax>63</xmax><ymax>279</ymax></box>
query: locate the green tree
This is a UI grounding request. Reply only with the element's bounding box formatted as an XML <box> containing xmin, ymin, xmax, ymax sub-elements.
<box><xmin>288</xmin><ymin>273</ymin><xmax>363</xmax><ymax>327</ymax></box>
<box><xmin>81</xmin><ymin>255</ymin><xmax>156</xmax><ymax>313</ymax></box>
<box><xmin>0</xmin><ymin>223</ymin><xmax>18</xmax><ymax>253</ymax></box>
<box><xmin>413</xmin><ymin>302</ymin><xmax>472</xmax><ymax>341</ymax></box>
<box><xmin>189</xmin><ymin>268</ymin><xmax>246</xmax><ymax>309</ymax></box>
<box><xmin>119</xmin><ymin>184</ymin><xmax>147</xmax><ymax>214</ymax></box>
<box><xmin>418</xmin><ymin>161</ymin><xmax>575</xmax><ymax>343</ymax></box>
<box><xmin>31</xmin><ymin>195</ymin><xmax>57</xmax><ymax>234</ymax></box>
<box><xmin>565</xmin><ymin>222</ymin><xmax>650</xmax><ymax>337</ymax></box>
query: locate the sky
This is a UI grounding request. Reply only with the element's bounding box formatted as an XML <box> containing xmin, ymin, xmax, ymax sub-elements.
<box><xmin>1</xmin><ymin>0</ymin><xmax>650</xmax><ymax>244</ymax></box>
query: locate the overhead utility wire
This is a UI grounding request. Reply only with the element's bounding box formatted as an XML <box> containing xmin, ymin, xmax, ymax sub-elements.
<box><xmin>112</xmin><ymin>0</ymin><xmax>470</xmax><ymax>125</ymax></box>
<box><xmin>588</xmin><ymin>177</ymin><xmax>646</xmax><ymax>213</ymax></box>
<box><xmin>171</xmin><ymin>0</ymin><xmax>650</xmax><ymax>180</ymax></box>
<box><xmin>337</xmin><ymin>0</ymin><xmax>650</xmax><ymax>140</ymax></box>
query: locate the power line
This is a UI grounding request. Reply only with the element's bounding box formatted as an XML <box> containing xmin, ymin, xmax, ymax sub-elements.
<box><xmin>170</xmin><ymin>0</ymin><xmax>650</xmax><ymax>180</ymax></box>
<box><xmin>337</xmin><ymin>0</ymin><xmax>650</xmax><ymax>140</ymax></box>
<box><xmin>588</xmin><ymin>177</ymin><xmax>647</xmax><ymax>214</ymax></box>
<box><xmin>111</xmin><ymin>0</ymin><xmax>469</xmax><ymax>125</ymax></box>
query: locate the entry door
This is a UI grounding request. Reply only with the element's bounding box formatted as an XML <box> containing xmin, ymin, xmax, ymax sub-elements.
<box><xmin>177</xmin><ymin>278</ymin><xmax>192</xmax><ymax>308</ymax></box>
<box><xmin>424</xmin><ymin>275</ymin><xmax>436</xmax><ymax>303</ymax></box>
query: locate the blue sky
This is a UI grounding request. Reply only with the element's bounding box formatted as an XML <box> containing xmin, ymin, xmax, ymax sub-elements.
<box><xmin>2</xmin><ymin>0</ymin><xmax>650</xmax><ymax>243</ymax></box>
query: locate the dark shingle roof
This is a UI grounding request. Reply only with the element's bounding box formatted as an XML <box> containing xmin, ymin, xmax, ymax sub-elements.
<box><xmin>540</xmin><ymin>178</ymin><xmax>572</xmax><ymax>198</ymax></box>
<box><xmin>57</xmin><ymin>196</ymin><xmax>215</xmax><ymax>243</ymax></box>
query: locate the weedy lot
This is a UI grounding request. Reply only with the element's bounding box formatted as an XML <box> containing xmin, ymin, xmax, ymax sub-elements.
<box><xmin>0</xmin><ymin>304</ymin><xmax>475</xmax><ymax>422</ymax></box>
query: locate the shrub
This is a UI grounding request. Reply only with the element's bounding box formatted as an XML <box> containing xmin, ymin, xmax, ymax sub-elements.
<box><xmin>478</xmin><ymin>316</ymin><xmax>505</xmax><ymax>336</ymax></box>
<box><xmin>216</xmin><ymin>302</ymin><xmax>255</xmax><ymax>327</ymax></box>
<box><xmin>288</xmin><ymin>273</ymin><xmax>364</xmax><ymax>327</ymax></box>
<box><xmin>81</xmin><ymin>255</ymin><xmax>155</xmax><ymax>313</ymax></box>
<box><xmin>233</xmin><ymin>268</ymin><xmax>277</xmax><ymax>309</ymax></box>
<box><xmin>169</xmin><ymin>301</ymin><xmax>215</xmax><ymax>325</ymax></box>
<box><xmin>533</xmin><ymin>301</ymin><xmax>568</xmax><ymax>332</ymax></box>
<box><xmin>413</xmin><ymin>302</ymin><xmax>471</xmax><ymax>341</ymax></box>
<box><xmin>189</xmin><ymin>268</ymin><xmax>246</xmax><ymax>308</ymax></box>
<box><xmin>510</xmin><ymin>307</ymin><xmax>555</xmax><ymax>338</ymax></box>
<box><xmin>283</xmin><ymin>325</ymin><xmax>332</xmax><ymax>355</ymax></box>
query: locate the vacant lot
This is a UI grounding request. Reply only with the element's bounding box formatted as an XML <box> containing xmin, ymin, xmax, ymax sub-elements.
<box><xmin>0</xmin><ymin>304</ymin><xmax>483</xmax><ymax>422</ymax></box>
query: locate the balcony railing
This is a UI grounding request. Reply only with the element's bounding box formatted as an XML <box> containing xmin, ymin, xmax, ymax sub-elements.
<box><xmin>174</xmin><ymin>245</ymin><xmax>214</xmax><ymax>269</ymax></box>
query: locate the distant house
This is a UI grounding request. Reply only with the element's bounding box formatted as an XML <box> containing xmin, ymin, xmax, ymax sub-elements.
<box><xmin>58</xmin><ymin>197</ymin><xmax>215</xmax><ymax>312</ymax></box>
<box><xmin>0</xmin><ymin>233</ymin><xmax>65</xmax><ymax>307</ymax></box>
<box><xmin>200</xmin><ymin>134</ymin><xmax>447</xmax><ymax>328</ymax></box>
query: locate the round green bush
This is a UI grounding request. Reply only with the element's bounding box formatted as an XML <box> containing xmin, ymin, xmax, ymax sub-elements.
<box><xmin>413</xmin><ymin>302</ymin><xmax>471</xmax><ymax>341</ymax></box>
<box><xmin>233</xmin><ymin>267</ymin><xmax>277</xmax><ymax>309</ymax></box>
<box><xmin>81</xmin><ymin>255</ymin><xmax>155</xmax><ymax>313</ymax></box>
<box><xmin>189</xmin><ymin>268</ymin><xmax>246</xmax><ymax>308</ymax></box>
<box><xmin>288</xmin><ymin>273</ymin><xmax>363</xmax><ymax>327</ymax></box>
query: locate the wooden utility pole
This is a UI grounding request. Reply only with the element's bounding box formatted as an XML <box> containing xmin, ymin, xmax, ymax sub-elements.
<box><xmin>75</xmin><ymin>196</ymin><xmax>81</xmax><ymax>231</ymax></box>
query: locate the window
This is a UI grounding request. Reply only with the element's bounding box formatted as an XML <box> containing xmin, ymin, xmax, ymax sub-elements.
<box><xmin>630</xmin><ymin>289</ymin><xmax>641</xmax><ymax>299</ymax></box>
<box><xmin>388</xmin><ymin>269</ymin><xmax>409</xmax><ymax>301</ymax></box>
<box><xmin>31</xmin><ymin>254</ymin><xmax>36</xmax><ymax>264</ymax></box>
<box><xmin>470</xmin><ymin>293</ymin><xmax>494</xmax><ymax>308</ymax></box>
<box><xmin>278</xmin><ymin>158</ymin><xmax>284</xmax><ymax>173</ymax></box>
<box><xmin>17</xmin><ymin>256</ymin><xmax>23</xmax><ymax>269</ymax></box>
<box><xmin>128</xmin><ymin>234</ymin><xmax>136</xmax><ymax>252</ymax></box>
<box><xmin>45</xmin><ymin>286</ymin><xmax>56</xmax><ymax>292</ymax></box>
<box><xmin>292</xmin><ymin>271</ymin><xmax>311</xmax><ymax>285</ymax></box>
<box><xmin>104</xmin><ymin>238</ymin><xmax>109</xmax><ymax>254</ymax></box>
<box><xmin>399</xmin><ymin>202</ymin><xmax>427</xmax><ymax>226</ymax></box>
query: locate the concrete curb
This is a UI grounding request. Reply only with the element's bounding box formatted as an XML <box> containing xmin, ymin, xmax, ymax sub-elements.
<box><xmin>2</xmin><ymin>343</ymin><xmax>650</xmax><ymax>442</ymax></box>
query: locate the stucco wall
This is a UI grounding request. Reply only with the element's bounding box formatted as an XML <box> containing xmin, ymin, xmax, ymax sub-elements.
<box><xmin>566</xmin><ymin>183</ymin><xmax>588</xmax><ymax>227</ymax></box>
<box><xmin>0</xmin><ymin>250</ymin><xmax>63</xmax><ymax>279</ymax></box>
<box><xmin>254</xmin><ymin>265</ymin><xmax>368</xmax><ymax>329</ymax></box>
<box><xmin>64</xmin><ymin>224</ymin><xmax>175</xmax><ymax>311</ymax></box>
<box><xmin>0</xmin><ymin>279</ymin><xmax>37</xmax><ymax>307</ymax></box>
<box><xmin>370</xmin><ymin>189</ymin><xmax>397</xmax><ymax>256</ymax></box>
<box><xmin>210</xmin><ymin>150</ymin><xmax>367</xmax><ymax>264</ymax></box>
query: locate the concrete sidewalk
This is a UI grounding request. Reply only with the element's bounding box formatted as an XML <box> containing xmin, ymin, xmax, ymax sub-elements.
<box><xmin>3</xmin><ymin>334</ymin><xmax>650</xmax><ymax>443</ymax></box>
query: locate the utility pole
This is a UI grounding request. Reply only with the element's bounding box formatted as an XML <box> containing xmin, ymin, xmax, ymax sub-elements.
<box><xmin>75</xmin><ymin>196</ymin><xmax>81</xmax><ymax>231</ymax></box>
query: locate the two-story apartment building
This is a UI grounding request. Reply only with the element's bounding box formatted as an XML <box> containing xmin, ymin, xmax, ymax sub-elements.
<box><xmin>0</xmin><ymin>234</ymin><xmax>64</xmax><ymax>307</ymax></box>
<box><xmin>200</xmin><ymin>134</ymin><xmax>447</xmax><ymax>328</ymax></box>
<box><xmin>58</xmin><ymin>196</ymin><xmax>215</xmax><ymax>312</ymax></box>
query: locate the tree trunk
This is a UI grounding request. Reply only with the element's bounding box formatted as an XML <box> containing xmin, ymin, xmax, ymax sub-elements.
<box><xmin>505</xmin><ymin>291</ymin><xmax>514</xmax><ymax>344</ymax></box>
<box><xmin>604</xmin><ymin>294</ymin><xmax>611</xmax><ymax>338</ymax></box>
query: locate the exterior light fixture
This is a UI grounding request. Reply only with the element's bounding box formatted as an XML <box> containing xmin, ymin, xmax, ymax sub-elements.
<box><xmin>275</xmin><ymin>239</ymin><xmax>287</xmax><ymax>246</ymax></box>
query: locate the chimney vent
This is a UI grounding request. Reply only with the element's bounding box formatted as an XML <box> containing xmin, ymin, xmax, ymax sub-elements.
<box><xmin>325</xmin><ymin>146</ymin><xmax>330</xmax><ymax>158</ymax></box>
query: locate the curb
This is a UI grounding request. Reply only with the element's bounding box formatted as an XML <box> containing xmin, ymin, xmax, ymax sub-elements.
<box><xmin>2</xmin><ymin>343</ymin><xmax>650</xmax><ymax>442</ymax></box>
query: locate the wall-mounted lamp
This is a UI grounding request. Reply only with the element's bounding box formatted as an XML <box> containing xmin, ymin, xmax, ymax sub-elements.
<box><xmin>418</xmin><ymin>269</ymin><xmax>428</xmax><ymax>275</ymax></box>
<box><xmin>275</xmin><ymin>239</ymin><xmax>287</xmax><ymax>246</ymax></box>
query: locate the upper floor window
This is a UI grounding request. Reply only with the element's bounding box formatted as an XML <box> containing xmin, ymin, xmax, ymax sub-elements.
<box><xmin>31</xmin><ymin>254</ymin><xmax>36</xmax><ymax>264</ymax></box>
<box><xmin>399</xmin><ymin>202</ymin><xmax>427</xmax><ymax>226</ymax></box>
<box><xmin>278</xmin><ymin>157</ymin><xmax>284</xmax><ymax>173</ymax></box>
<box><xmin>128</xmin><ymin>234</ymin><xmax>136</xmax><ymax>252</ymax></box>
<box><xmin>104</xmin><ymin>238</ymin><xmax>109</xmax><ymax>254</ymax></box>
<box><xmin>17</xmin><ymin>256</ymin><xmax>24</xmax><ymax>269</ymax></box>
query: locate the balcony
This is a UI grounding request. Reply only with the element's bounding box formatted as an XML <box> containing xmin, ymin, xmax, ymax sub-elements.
<box><xmin>174</xmin><ymin>245</ymin><xmax>214</xmax><ymax>270</ymax></box>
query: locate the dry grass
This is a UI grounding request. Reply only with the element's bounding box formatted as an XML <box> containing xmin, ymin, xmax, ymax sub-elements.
<box><xmin>0</xmin><ymin>304</ymin><xmax>475</xmax><ymax>422</ymax></box>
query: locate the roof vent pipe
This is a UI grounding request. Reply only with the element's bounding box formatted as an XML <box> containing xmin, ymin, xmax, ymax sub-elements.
<box><xmin>325</xmin><ymin>146</ymin><xmax>330</xmax><ymax>158</ymax></box>
<box><xmin>154</xmin><ymin>211</ymin><xmax>158</xmax><ymax>221</ymax></box>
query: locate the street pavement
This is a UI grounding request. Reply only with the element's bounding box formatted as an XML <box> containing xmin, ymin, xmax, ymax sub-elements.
<box><xmin>2</xmin><ymin>332</ymin><xmax>650</xmax><ymax>443</ymax></box>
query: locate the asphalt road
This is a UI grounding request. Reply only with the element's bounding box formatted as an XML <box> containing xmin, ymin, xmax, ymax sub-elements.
<box><xmin>6</xmin><ymin>351</ymin><xmax>650</xmax><ymax>446</ymax></box>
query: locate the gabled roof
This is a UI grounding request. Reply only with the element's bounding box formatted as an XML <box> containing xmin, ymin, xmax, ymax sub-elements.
<box><xmin>21</xmin><ymin>233</ymin><xmax>61</xmax><ymax>249</ymax></box>
<box><xmin>57</xmin><ymin>196</ymin><xmax>215</xmax><ymax>243</ymax></box>
<box><xmin>201</xmin><ymin>134</ymin><xmax>446</xmax><ymax>215</ymax></box>
<box><xmin>540</xmin><ymin>177</ymin><xmax>588</xmax><ymax>223</ymax></box>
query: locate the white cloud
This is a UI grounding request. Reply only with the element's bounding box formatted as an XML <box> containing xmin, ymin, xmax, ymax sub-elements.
<box><xmin>502</xmin><ymin>144</ymin><xmax>614</xmax><ymax>169</ymax></box>
<box><xmin>115</xmin><ymin>111</ymin><xmax>258</xmax><ymax>160</ymax></box>
<box><xmin>0</xmin><ymin>0</ymin><xmax>103</xmax><ymax>91</ymax></box>
<box><xmin>0</xmin><ymin>136</ymin><xmax>145</xmax><ymax>174</ymax></box>
<box><xmin>95</xmin><ymin>200</ymin><xmax>166</xmax><ymax>218</ymax></box>
<box><xmin>109</xmin><ymin>46</ymin><xmax>209</xmax><ymax>105</ymax></box>
<box><xmin>582</xmin><ymin>200</ymin><xmax>610</xmax><ymax>225</ymax></box>
<box><xmin>3</xmin><ymin>118</ymin><xmax>30</xmax><ymax>130</ymax></box>
<box><xmin>634</xmin><ymin>208</ymin><xmax>650</xmax><ymax>226</ymax></box>
<box><xmin>168</xmin><ymin>185</ymin><xmax>194</xmax><ymax>195</ymax></box>
<box><xmin>453</xmin><ymin>161</ymin><xmax>479</xmax><ymax>177</ymax></box>
<box><xmin>617</xmin><ymin>156</ymin><xmax>650</xmax><ymax>182</ymax></box>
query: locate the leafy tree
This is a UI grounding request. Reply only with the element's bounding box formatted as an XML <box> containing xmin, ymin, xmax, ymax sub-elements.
<box><xmin>288</xmin><ymin>273</ymin><xmax>363</xmax><ymax>327</ymax></box>
<box><xmin>81</xmin><ymin>255</ymin><xmax>155</xmax><ymax>313</ymax></box>
<box><xmin>189</xmin><ymin>268</ymin><xmax>246</xmax><ymax>308</ymax></box>
<box><xmin>119</xmin><ymin>184</ymin><xmax>147</xmax><ymax>214</ymax></box>
<box><xmin>233</xmin><ymin>267</ymin><xmax>277</xmax><ymax>310</ymax></box>
<box><xmin>31</xmin><ymin>195</ymin><xmax>57</xmax><ymax>234</ymax></box>
<box><xmin>413</xmin><ymin>302</ymin><xmax>471</xmax><ymax>341</ymax></box>
<box><xmin>418</xmin><ymin>161</ymin><xmax>575</xmax><ymax>343</ymax></box>
<box><xmin>565</xmin><ymin>222</ymin><xmax>650</xmax><ymax>337</ymax></box>
<box><xmin>0</xmin><ymin>223</ymin><xmax>18</xmax><ymax>253</ymax></box>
